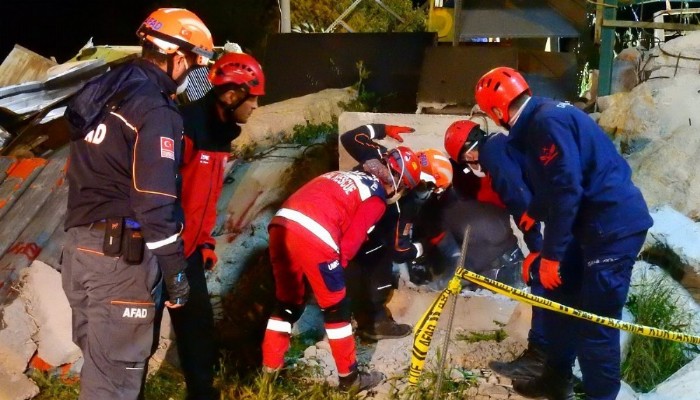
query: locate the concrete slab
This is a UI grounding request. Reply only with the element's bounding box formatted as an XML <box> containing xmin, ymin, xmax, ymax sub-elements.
<box><xmin>0</xmin><ymin>295</ymin><xmax>37</xmax><ymax>373</ymax></box>
<box><xmin>21</xmin><ymin>260</ymin><xmax>80</xmax><ymax>367</ymax></box>
<box><xmin>338</xmin><ymin>111</ymin><xmax>502</xmax><ymax>171</ymax></box>
<box><xmin>0</xmin><ymin>369</ymin><xmax>39</xmax><ymax>400</ymax></box>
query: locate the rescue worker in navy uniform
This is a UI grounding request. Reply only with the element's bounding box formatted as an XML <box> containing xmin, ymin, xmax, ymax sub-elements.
<box><xmin>424</xmin><ymin>120</ymin><xmax>528</xmax><ymax>292</ymax></box>
<box><xmin>261</xmin><ymin>147</ymin><xmax>422</xmax><ymax>392</ymax></box>
<box><xmin>475</xmin><ymin>67</ymin><xmax>653</xmax><ymax>400</ymax></box>
<box><xmin>340</xmin><ymin>124</ymin><xmax>453</xmax><ymax>341</ymax></box>
<box><xmin>441</xmin><ymin>119</ymin><xmax>548</xmax><ymax>378</ymax></box>
<box><xmin>61</xmin><ymin>8</ymin><xmax>213</xmax><ymax>400</ymax></box>
<box><xmin>171</xmin><ymin>52</ymin><xmax>265</xmax><ymax>399</ymax></box>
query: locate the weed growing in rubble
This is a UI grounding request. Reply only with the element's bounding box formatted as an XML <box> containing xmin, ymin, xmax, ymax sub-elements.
<box><xmin>290</xmin><ymin>121</ymin><xmax>339</xmax><ymax>146</ymax></box>
<box><xmin>31</xmin><ymin>370</ymin><xmax>79</xmax><ymax>400</ymax></box>
<box><xmin>456</xmin><ymin>328</ymin><xmax>508</xmax><ymax>343</ymax></box>
<box><xmin>622</xmin><ymin>274</ymin><xmax>700</xmax><ymax>392</ymax></box>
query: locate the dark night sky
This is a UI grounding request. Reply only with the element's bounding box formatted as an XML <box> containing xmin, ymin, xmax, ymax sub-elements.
<box><xmin>0</xmin><ymin>0</ymin><xmax>278</xmax><ymax>63</ymax></box>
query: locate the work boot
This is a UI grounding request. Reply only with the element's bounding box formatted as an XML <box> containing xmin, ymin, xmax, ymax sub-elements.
<box><xmin>338</xmin><ymin>369</ymin><xmax>385</xmax><ymax>392</ymax></box>
<box><xmin>356</xmin><ymin>319</ymin><xmax>412</xmax><ymax>341</ymax></box>
<box><xmin>513</xmin><ymin>366</ymin><xmax>574</xmax><ymax>400</ymax></box>
<box><xmin>489</xmin><ymin>343</ymin><xmax>546</xmax><ymax>379</ymax></box>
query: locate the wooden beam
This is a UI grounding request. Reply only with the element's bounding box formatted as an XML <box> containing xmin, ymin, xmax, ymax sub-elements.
<box><xmin>602</xmin><ymin>20</ymin><xmax>700</xmax><ymax>31</ymax></box>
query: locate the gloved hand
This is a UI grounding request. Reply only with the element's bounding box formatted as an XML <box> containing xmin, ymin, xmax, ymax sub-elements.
<box><xmin>384</xmin><ymin>125</ymin><xmax>415</xmax><ymax>143</ymax></box>
<box><xmin>519</xmin><ymin>211</ymin><xmax>536</xmax><ymax>232</ymax></box>
<box><xmin>164</xmin><ymin>271</ymin><xmax>190</xmax><ymax>308</ymax></box>
<box><xmin>202</xmin><ymin>247</ymin><xmax>218</xmax><ymax>270</ymax></box>
<box><xmin>539</xmin><ymin>258</ymin><xmax>562</xmax><ymax>290</ymax></box>
<box><xmin>522</xmin><ymin>251</ymin><xmax>540</xmax><ymax>285</ymax></box>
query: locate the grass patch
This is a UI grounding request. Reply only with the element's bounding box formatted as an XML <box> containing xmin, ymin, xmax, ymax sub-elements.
<box><xmin>31</xmin><ymin>370</ymin><xmax>79</xmax><ymax>400</ymax></box>
<box><xmin>622</xmin><ymin>274</ymin><xmax>700</xmax><ymax>392</ymax></box>
<box><xmin>289</xmin><ymin>121</ymin><xmax>339</xmax><ymax>146</ymax></box>
<box><xmin>455</xmin><ymin>328</ymin><xmax>508</xmax><ymax>343</ymax></box>
<box><xmin>639</xmin><ymin>242</ymin><xmax>685</xmax><ymax>282</ymax></box>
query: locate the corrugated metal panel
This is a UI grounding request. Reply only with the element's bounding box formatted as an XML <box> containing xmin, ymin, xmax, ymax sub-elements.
<box><xmin>459</xmin><ymin>8</ymin><xmax>580</xmax><ymax>39</ymax></box>
<box><xmin>0</xmin><ymin>59</ymin><xmax>107</xmax><ymax>117</ymax></box>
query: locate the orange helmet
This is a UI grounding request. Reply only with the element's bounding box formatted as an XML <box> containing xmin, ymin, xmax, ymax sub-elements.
<box><xmin>136</xmin><ymin>8</ymin><xmax>214</xmax><ymax>66</ymax></box>
<box><xmin>208</xmin><ymin>52</ymin><xmax>266</xmax><ymax>96</ymax></box>
<box><xmin>417</xmin><ymin>149</ymin><xmax>453</xmax><ymax>192</ymax></box>
<box><xmin>385</xmin><ymin>146</ymin><xmax>421</xmax><ymax>190</ymax></box>
<box><xmin>474</xmin><ymin>67</ymin><xmax>531</xmax><ymax>127</ymax></box>
<box><xmin>444</xmin><ymin>120</ymin><xmax>486</xmax><ymax>162</ymax></box>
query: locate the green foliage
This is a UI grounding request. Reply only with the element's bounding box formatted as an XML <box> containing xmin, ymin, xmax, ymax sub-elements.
<box><xmin>639</xmin><ymin>242</ymin><xmax>685</xmax><ymax>282</ymax></box>
<box><xmin>395</xmin><ymin>363</ymin><xmax>477</xmax><ymax>399</ymax></box>
<box><xmin>622</xmin><ymin>274</ymin><xmax>700</xmax><ymax>392</ymax></box>
<box><xmin>292</xmin><ymin>0</ymin><xmax>426</xmax><ymax>33</ymax></box>
<box><xmin>290</xmin><ymin>121</ymin><xmax>339</xmax><ymax>146</ymax></box>
<box><xmin>31</xmin><ymin>370</ymin><xmax>79</xmax><ymax>400</ymax></box>
<box><xmin>456</xmin><ymin>329</ymin><xmax>508</xmax><ymax>343</ymax></box>
<box><xmin>337</xmin><ymin>61</ymin><xmax>382</xmax><ymax>112</ymax></box>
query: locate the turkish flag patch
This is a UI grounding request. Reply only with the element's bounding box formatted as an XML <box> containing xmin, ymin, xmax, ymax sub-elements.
<box><xmin>160</xmin><ymin>137</ymin><xmax>175</xmax><ymax>160</ymax></box>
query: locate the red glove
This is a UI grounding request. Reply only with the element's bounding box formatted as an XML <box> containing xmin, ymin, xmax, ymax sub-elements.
<box><xmin>201</xmin><ymin>248</ymin><xmax>218</xmax><ymax>270</ymax></box>
<box><xmin>522</xmin><ymin>251</ymin><xmax>540</xmax><ymax>285</ymax></box>
<box><xmin>519</xmin><ymin>211</ymin><xmax>536</xmax><ymax>232</ymax></box>
<box><xmin>540</xmin><ymin>258</ymin><xmax>562</xmax><ymax>290</ymax></box>
<box><xmin>384</xmin><ymin>125</ymin><xmax>414</xmax><ymax>143</ymax></box>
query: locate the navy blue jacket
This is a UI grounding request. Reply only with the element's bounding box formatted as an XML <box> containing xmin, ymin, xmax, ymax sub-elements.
<box><xmin>508</xmin><ymin>97</ymin><xmax>652</xmax><ymax>261</ymax></box>
<box><xmin>480</xmin><ymin>133</ymin><xmax>543</xmax><ymax>253</ymax></box>
<box><xmin>65</xmin><ymin>59</ymin><xmax>186</xmax><ymax>277</ymax></box>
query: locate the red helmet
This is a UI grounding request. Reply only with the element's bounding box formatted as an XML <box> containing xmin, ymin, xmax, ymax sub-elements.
<box><xmin>208</xmin><ymin>52</ymin><xmax>266</xmax><ymax>96</ymax></box>
<box><xmin>136</xmin><ymin>8</ymin><xmax>214</xmax><ymax>66</ymax></box>
<box><xmin>417</xmin><ymin>149</ymin><xmax>453</xmax><ymax>191</ymax></box>
<box><xmin>385</xmin><ymin>146</ymin><xmax>421</xmax><ymax>190</ymax></box>
<box><xmin>444</xmin><ymin>120</ymin><xmax>484</xmax><ymax>162</ymax></box>
<box><xmin>474</xmin><ymin>67</ymin><xmax>531</xmax><ymax>127</ymax></box>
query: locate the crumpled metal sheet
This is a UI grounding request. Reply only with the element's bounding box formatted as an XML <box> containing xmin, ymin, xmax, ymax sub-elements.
<box><xmin>0</xmin><ymin>59</ymin><xmax>107</xmax><ymax>117</ymax></box>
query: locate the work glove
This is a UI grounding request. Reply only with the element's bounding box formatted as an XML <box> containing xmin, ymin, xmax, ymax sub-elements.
<box><xmin>522</xmin><ymin>251</ymin><xmax>540</xmax><ymax>285</ymax></box>
<box><xmin>201</xmin><ymin>247</ymin><xmax>218</xmax><ymax>270</ymax></box>
<box><xmin>518</xmin><ymin>211</ymin><xmax>536</xmax><ymax>232</ymax></box>
<box><xmin>384</xmin><ymin>125</ymin><xmax>415</xmax><ymax>143</ymax></box>
<box><xmin>165</xmin><ymin>271</ymin><xmax>190</xmax><ymax>308</ymax></box>
<box><xmin>539</xmin><ymin>258</ymin><xmax>562</xmax><ymax>290</ymax></box>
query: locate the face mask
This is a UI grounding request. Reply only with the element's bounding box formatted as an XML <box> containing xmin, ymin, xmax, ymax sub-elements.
<box><xmin>174</xmin><ymin>56</ymin><xmax>191</xmax><ymax>95</ymax></box>
<box><xmin>175</xmin><ymin>73</ymin><xmax>189</xmax><ymax>95</ymax></box>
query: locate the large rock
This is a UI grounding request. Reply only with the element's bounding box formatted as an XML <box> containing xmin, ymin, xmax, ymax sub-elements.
<box><xmin>645</xmin><ymin>31</ymin><xmax>700</xmax><ymax>79</ymax></box>
<box><xmin>641</xmin><ymin>355</ymin><xmax>700</xmax><ymax>400</ymax></box>
<box><xmin>0</xmin><ymin>297</ymin><xmax>37</xmax><ymax>373</ymax></box>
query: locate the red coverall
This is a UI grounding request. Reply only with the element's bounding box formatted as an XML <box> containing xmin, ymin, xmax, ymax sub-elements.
<box><xmin>262</xmin><ymin>170</ymin><xmax>386</xmax><ymax>375</ymax></box>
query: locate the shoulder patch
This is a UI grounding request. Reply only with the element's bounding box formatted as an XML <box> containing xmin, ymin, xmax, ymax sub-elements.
<box><xmin>160</xmin><ymin>137</ymin><xmax>175</xmax><ymax>160</ymax></box>
<box><xmin>539</xmin><ymin>143</ymin><xmax>559</xmax><ymax>166</ymax></box>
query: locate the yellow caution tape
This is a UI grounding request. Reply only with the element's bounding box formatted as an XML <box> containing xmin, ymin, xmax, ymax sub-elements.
<box><xmin>408</xmin><ymin>265</ymin><xmax>700</xmax><ymax>385</ymax></box>
<box><xmin>408</xmin><ymin>276</ymin><xmax>462</xmax><ymax>385</ymax></box>
<box><xmin>455</xmin><ymin>267</ymin><xmax>700</xmax><ymax>345</ymax></box>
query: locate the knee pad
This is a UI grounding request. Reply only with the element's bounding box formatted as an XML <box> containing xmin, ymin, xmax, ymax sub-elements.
<box><xmin>272</xmin><ymin>302</ymin><xmax>305</xmax><ymax>324</ymax></box>
<box><xmin>322</xmin><ymin>297</ymin><xmax>352</xmax><ymax>324</ymax></box>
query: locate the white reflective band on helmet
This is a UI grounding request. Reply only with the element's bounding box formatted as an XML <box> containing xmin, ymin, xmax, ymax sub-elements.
<box><xmin>146</xmin><ymin>233</ymin><xmax>179</xmax><ymax>250</ymax></box>
<box><xmin>366</xmin><ymin>124</ymin><xmax>376</xmax><ymax>139</ymax></box>
<box><xmin>420</xmin><ymin>171</ymin><xmax>437</xmax><ymax>184</ymax></box>
<box><xmin>266</xmin><ymin>319</ymin><xmax>292</xmax><ymax>333</ymax></box>
<box><xmin>275</xmin><ymin>208</ymin><xmax>339</xmax><ymax>253</ymax></box>
<box><xmin>345</xmin><ymin>173</ymin><xmax>372</xmax><ymax>200</ymax></box>
<box><xmin>413</xmin><ymin>242</ymin><xmax>424</xmax><ymax>258</ymax></box>
<box><xmin>326</xmin><ymin>323</ymin><xmax>353</xmax><ymax>340</ymax></box>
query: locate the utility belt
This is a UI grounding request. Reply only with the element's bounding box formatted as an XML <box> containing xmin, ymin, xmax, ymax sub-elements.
<box><xmin>92</xmin><ymin>217</ymin><xmax>144</xmax><ymax>265</ymax></box>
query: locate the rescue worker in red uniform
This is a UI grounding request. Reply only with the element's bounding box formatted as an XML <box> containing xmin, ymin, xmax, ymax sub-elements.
<box><xmin>261</xmin><ymin>147</ymin><xmax>422</xmax><ymax>391</ymax></box>
<box><xmin>61</xmin><ymin>9</ymin><xmax>213</xmax><ymax>399</ymax></box>
<box><xmin>475</xmin><ymin>67</ymin><xmax>652</xmax><ymax>400</ymax></box>
<box><xmin>172</xmin><ymin>52</ymin><xmax>265</xmax><ymax>399</ymax></box>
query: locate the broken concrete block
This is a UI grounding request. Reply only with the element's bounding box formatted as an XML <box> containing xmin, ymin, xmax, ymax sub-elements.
<box><xmin>0</xmin><ymin>295</ymin><xmax>37</xmax><ymax>373</ymax></box>
<box><xmin>0</xmin><ymin>369</ymin><xmax>40</xmax><ymax>400</ymax></box>
<box><xmin>21</xmin><ymin>260</ymin><xmax>81</xmax><ymax>367</ymax></box>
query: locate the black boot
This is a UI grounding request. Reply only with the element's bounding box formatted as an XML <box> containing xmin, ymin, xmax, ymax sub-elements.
<box><xmin>513</xmin><ymin>366</ymin><xmax>574</xmax><ymax>400</ymax></box>
<box><xmin>356</xmin><ymin>318</ymin><xmax>412</xmax><ymax>341</ymax></box>
<box><xmin>338</xmin><ymin>369</ymin><xmax>384</xmax><ymax>392</ymax></box>
<box><xmin>489</xmin><ymin>342</ymin><xmax>546</xmax><ymax>379</ymax></box>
